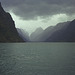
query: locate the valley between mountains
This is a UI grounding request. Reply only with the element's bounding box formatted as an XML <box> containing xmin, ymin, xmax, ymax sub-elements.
<box><xmin>0</xmin><ymin>2</ymin><xmax>75</xmax><ymax>42</ymax></box>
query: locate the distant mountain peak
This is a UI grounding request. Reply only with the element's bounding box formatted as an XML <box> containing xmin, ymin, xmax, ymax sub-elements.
<box><xmin>35</xmin><ymin>27</ymin><xmax>43</xmax><ymax>31</ymax></box>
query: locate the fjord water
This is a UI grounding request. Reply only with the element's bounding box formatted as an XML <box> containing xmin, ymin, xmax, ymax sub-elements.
<box><xmin>0</xmin><ymin>43</ymin><xmax>75</xmax><ymax>75</ymax></box>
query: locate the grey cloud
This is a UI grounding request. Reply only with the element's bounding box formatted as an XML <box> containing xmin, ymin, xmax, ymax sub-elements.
<box><xmin>1</xmin><ymin>0</ymin><xmax>75</xmax><ymax>20</ymax></box>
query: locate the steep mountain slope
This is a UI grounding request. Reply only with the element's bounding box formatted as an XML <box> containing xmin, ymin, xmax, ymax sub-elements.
<box><xmin>30</xmin><ymin>27</ymin><xmax>44</xmax><ymax>41</ymax></box>
<box><xmin>17</xmin><ymin>28</ymin><xmax>30</xmax><ymax>41</ymax></box>
<box><xmin>42</xmin><ymin>21</ymin><xmax>70</xmax><ymax>41</ymax></box>
<box><xmin>0</xmin><ymin>2</ymin><xmax>24</xmax><ymax>42</ymax></box>
<box><xmin>46</xmin><ymin>19</ymin><xmax>75</xmax><ymax>42</ymax></box>
<box><xmin>30</xmin><ymin>21</ymin><xmax>70</xmax><ymax>42</ymax></box>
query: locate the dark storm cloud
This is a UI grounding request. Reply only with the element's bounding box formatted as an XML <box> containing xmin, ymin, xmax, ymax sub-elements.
<box><xmin>1</xmin><ymin>0</ymin><xmax>75</xmax><ymax>20</ymax></box>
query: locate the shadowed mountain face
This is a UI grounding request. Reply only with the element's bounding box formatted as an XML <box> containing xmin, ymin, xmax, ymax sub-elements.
<box><xmin>30</xmin><ymin>27</ymin><xmax>44</xmax><ymax>41</ymax></box>
<box><xmin>46</xmin><ymin>19</ymin><xmax>75</xmax><ymax>42</ymax></box>
<box><xmin>30</xmin><ymin>21</ymin><xmax>71</xmax><ymax>42</ymax></box>
<box><xmin>30</xmin><ymin>19</ymin><xmax>75</xmax><ymax>42</ymax></box>
<box><xmin>0</xmin><ymin>2</ymin><xmax>24</xmax><ymax>42</ymax></box>
<box><xmin>42</xmin><ymin>21</ymin><xmax>70</xmax><ymax>42</ymax></box>
<box><xmin>17</xmin><ymin>28</ymin><xmax>30</xmax><ymax>42</ymax></box>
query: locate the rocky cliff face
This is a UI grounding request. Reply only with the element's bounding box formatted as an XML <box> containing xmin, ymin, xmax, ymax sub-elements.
<box><xmin>0</xmin><ymin>2</ymin><xmax>24</xmax><ymax>42</ymax></box>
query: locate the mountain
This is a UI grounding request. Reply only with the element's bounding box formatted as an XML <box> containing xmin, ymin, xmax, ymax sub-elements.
<box><xmin>46</xmin><ymin>19</ymin><xmax>75</xmax><ymax>42</ymax></box>
<box><xmin>0</xmin><ymin>2</ymin><xmax>24</xmax><ymax>42</ymax></box>
<box><xmin>30</xmin><ymin>21</ymin><xmax>70</xmax><ymax>42</ymax></box>
<box><xmin>41</xmin><ymin>21</ymin><xmax>70</xmax><ymax>41</ymax></box>
<box><xmin>30</xmin><ymin>27</ymin><xmax>44</xmax><ymax>41</ymax></box>
<box><xmin>34</xmin><ymin>26</ymin><xmax>54</xmax><ymax>41</ymax></box>
<box><xmin>17</xmin><ymin>28</ymin><xmax>30</xmax><ymax>41</ymax></box>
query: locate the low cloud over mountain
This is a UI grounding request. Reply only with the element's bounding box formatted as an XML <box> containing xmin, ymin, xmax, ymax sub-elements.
<box><xmin>1</xmin><ymin>0</ymin><xmax>75</xmax><ymax>20</ymax></box>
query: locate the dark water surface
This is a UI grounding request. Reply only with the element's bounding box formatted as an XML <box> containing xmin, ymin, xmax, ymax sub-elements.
<box><xmin>0</xmin><ymin>43</ymin><xmax>75</xmax><ymax>75</ymax></box>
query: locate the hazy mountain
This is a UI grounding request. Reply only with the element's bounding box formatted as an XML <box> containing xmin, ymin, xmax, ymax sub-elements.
<box><xmin>17</xmin><ymin>28</ymin><xmax>30</xmax><ymax>41</ymax></box>
<box><xmin>1</xmin><ymin>2</ymin><xmax>75</xmax><ymax>42</ymax></box>
<box><xmin>30</xmin><ymin>27</ymin><xmax>44</xmax><ymax>41</ymax></box>
<box><xmin>34</xmin><ymin>26</ymin><xmax>54</xmax><ymax>41</ymax></box>
<box><xmin>41</xmin><ymin>21</ymin><xmax>70</xmax><ymax>41</ymax></box>
<box><xmin>0</xmin><ymin>2</ymin><xmax>24</xmax><ymax>42</ymax></box>
<box><xmin>46</xmin><ymin>19</ymin><xmax>75</xmax><ymax>42</ymax></box>
<box><xmin>30</xmin><ymin>21</ymin><xmax>70</xmax><ymax>42</ymax></box>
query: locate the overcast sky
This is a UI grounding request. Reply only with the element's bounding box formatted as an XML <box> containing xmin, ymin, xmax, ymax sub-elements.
<box><xmin>1</xmin><ymin>0</ymin><xmax>75</xmax><ymax>34</ymax></box>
